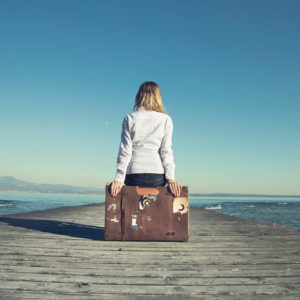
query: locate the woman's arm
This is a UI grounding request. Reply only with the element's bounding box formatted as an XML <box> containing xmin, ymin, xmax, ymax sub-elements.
<box><xmin>113</xmin><ymin>115</ymin><xmax>132</xmax><ymax>189</ymax></box>
<box><xmin>159</xmin><ymin>116</ymin><xmax>175</xmax><ymax>180</ymax></box>
<box><xmin>160</xmin><ymin>116</ymin><xmax>182</xmax><ymax>196</ymax></box>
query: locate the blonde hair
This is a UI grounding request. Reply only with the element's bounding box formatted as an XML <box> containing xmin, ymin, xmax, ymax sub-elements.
<box><xmin>134</xmin><ymin>81</ymin><xmax>165</xmax><ymax>113</ymax></box>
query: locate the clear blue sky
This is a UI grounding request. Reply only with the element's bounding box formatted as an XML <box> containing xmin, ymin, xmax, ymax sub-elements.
<box><xmin>0</xmin><ymin>0</ymin><xmax>299</xmax><ymax>194</ymax></box>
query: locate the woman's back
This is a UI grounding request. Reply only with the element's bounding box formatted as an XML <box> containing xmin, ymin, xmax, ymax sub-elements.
<box><xmin>124</xmin><ymin>107</ymin><xmax>174</xmax><ymax>177</ymax></box>
<box><xmin>129</xmin><ymin>107</ymin><xmax>168</xmax><ymax>150</ymax></box>
<box><xmin>115</xmin><ymin>106</ymin><xmax>174</xmax><ymax>183</ymax></box>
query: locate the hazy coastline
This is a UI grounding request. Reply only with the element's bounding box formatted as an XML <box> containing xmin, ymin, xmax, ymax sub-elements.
<box><xmin>1</xmin><ymin>176</ymin><xmax>299</xmax><ymax>197</ymax></box>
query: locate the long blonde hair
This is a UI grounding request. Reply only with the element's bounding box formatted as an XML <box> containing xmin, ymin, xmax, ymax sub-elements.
<box><xmin>134</xmin><ymin>81</ymin><xmax>165</xmax><ymax>113</ymax></box>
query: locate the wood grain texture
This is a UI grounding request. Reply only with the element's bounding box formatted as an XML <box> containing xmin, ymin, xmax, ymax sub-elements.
<box><xmin>0</xmin><ymin>203</ymin><xmax>299</xmax><ymax>299</ymax></box>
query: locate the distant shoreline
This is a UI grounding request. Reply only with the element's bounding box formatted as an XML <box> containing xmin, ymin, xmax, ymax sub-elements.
<box><xmin>0</xmin><ymin>189</ymin><xmax>300</xmax><ymax>198</ymax></box>
<box><xmin>190</xmin><ymin>193</ymin><xmax>300</xmax><ymax>198</ymax></box>
<box><xmin>1</xmin><ymin>176</ymin><xmax>300</xmax><ymax>197</ymax></box>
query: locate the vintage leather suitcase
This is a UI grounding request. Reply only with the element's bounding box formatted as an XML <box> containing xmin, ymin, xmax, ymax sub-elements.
<box><xmin>105</xmin><ymin>184</ymin><xmax>189</xmax><ymax>241</ymax></box>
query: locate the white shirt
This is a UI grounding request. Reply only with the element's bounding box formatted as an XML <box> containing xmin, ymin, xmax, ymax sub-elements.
<box><xmin>114</xmin><ymin>107</ymin><xmax>175</xmax><ymax>183</ymax></box>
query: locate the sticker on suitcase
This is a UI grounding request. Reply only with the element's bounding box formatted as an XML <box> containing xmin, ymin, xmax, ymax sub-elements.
<box><xmin>131</xmin><ymin>215</ymin><xmax>137</xmax><ymax>230</ymax></box>
<box><xmin>138</xmin><ymin>195</ymin><xmax>157</xmax><ymax>210</ymax></box>
<box><xmin>107</xmin><ymin>203</ymin><xmax>116</xmax><ymax>210</ymax></box>
<box><xmin>173</xmin><ymin>197</ymin><xmax>189</xmax><ymax>214</ymax></box>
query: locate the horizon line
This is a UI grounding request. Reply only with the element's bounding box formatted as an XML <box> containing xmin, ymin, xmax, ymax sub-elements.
<box><xmin>0</xmin><ymin>175</ymin><xmax>300</xmax><ymax>197</ymax></box>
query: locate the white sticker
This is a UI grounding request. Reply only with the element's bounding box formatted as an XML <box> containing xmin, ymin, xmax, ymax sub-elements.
<box><xmin>173</xmin><ymin>197</ymin><xmax>189</xmax><ymax>214</ymax></box>
<box><xmin>107</xmin><ymin>203</ymin><xmax>116</xmax><ymax>210</ymax></box>
<box><xmin>132</xmin><ymin>215</ymin><xmax>137</xmax><ymax>230</ymax></box>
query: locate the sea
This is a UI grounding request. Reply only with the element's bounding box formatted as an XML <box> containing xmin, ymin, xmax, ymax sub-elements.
<box><xmin>0</xmin><ymin>191</ymin><xmax>299</xmax><ymax>230</ymax></box>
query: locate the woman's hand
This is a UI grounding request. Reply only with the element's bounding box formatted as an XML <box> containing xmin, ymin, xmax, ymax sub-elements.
<box><xmin>110</xmin><ymin>181</ymin><xmax>124</xmax><ymax>197</ymax></box>
<box><xmin>167</xmin><ymin>179</ymin><xmax>182</xmax><ymax>197</ymax></box>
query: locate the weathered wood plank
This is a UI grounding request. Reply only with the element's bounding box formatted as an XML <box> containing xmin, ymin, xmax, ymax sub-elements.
<box><xmin>1</xmin><ymin>245</ymin><xmax>299</xmax><ymax>255</ymax></box>
<box><xmin>1</xmin><ymin>255</ymin><xmax>299</xmax><ymax>266</ymax></box>
<box><xmin>0</xmin><ymin>279</ymin><xmax>299</xmax><ymax>296</ymax></box>
<box><xmin>0</xmin><ymin>290</ymin><xmax>298</xmax><ymax>300</ymax></box>
<box><xmin>0</xmin><ymin>246</ymin><xmax>299</xmax><ymax>257</ymax></box>
<box><xmin>2</xmin><ymin>264</ymin><xmax>300</xmax><ymax>277</ymax></box>
<box><xmin>1</xmin><ymin>272</ymin><xmax>300</xmax><ymax>285</ymax></box>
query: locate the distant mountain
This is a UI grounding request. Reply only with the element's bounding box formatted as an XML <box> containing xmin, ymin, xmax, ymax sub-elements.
<box><xmin>0</xmin><ymin>176</ymin><xmax>104</xmax><ymax>194</ymax></box>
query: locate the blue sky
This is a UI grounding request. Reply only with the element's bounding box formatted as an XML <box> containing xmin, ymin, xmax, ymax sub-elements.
<box><xmin>0</xmin><ymin>0</ymin><xmax>299</xmax><ymax>194</ymax></box>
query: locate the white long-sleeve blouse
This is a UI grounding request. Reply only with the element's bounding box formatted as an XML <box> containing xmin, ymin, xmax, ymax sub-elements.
<box><xmin>114</xmin><ymin>107</ymin><xmax>175</xmax><ymax>183</ymax></box>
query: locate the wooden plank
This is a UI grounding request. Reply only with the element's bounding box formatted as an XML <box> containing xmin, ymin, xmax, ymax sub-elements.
<box><xmin>1</xmin><ymin>245</ymin><xmax>299</xmax><ymax>255</ymax></box>
<box><xmin>0</xmin><ymin>279</ymin><xmax>300</xmax><ymax>296</ymax></box>
<box><xmin>0</xmin><ymin>246</ymin><xmax>299</xmax><ymax>257</ymax></box>
<box><xmin>1</xmin><ymin>271</ymin><xmax>300</xmax><ymax>285</ymax></box>
<box><xmin>2</xmin><ymin>264</ymin><xmax>300</xmax><ymax>277</ymax></box>
<box><xmin>0</xmin><ymin>290</ymin><xmax>298</xmax><ymax>300</ymax></box>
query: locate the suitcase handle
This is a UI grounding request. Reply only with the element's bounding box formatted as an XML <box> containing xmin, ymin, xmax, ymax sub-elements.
<box><xmin>136</xmin><ymin>186</ymin><xmax>160</xmax><ymax>195</ymax></box>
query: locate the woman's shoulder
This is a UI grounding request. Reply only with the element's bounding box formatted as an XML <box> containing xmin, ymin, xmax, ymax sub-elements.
<box><xmin>120</xmin><ymin>113</ymin><xmax>133</xmax><ymax>128</ymax></box>
<box><xmin>123</xmin><ymin>110</ymin><xmax>172</xmax><ymax>130</ymax></box>
<box><xmin>131</xmin><ymin>109</ymin><xmax>172</xmax><ymax>119</ymax></box>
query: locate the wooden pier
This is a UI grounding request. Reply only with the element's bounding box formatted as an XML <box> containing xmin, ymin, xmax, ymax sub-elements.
<box><xmin>0</xmin><ymin>203</ymin><xmax>299</xmax><ymax>299</ymax></box>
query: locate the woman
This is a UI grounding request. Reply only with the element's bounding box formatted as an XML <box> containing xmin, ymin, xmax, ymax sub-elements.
<box><xmin>110</xmin><ymin>81</ymin><xmax>182</xmax><ymax>197</ymax></box>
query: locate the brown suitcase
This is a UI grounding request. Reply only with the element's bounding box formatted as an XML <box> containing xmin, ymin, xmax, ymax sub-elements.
<box><xmin>105</xmin><ymin>184</ymin><xmax>189</xmax><ymax>241</ymax></box>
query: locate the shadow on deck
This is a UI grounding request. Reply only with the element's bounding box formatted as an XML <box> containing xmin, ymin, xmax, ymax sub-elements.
<box><xmin>0</xmin><ymin>217</ymin><xmax>105</xmax><ymax>241</ymax></box>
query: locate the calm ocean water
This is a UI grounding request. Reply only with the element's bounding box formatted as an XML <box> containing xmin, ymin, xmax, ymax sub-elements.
<box><xmin>0</xmin><ymin>191</ymin><xmax>299</xmax><ymax>230</ymax></box>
